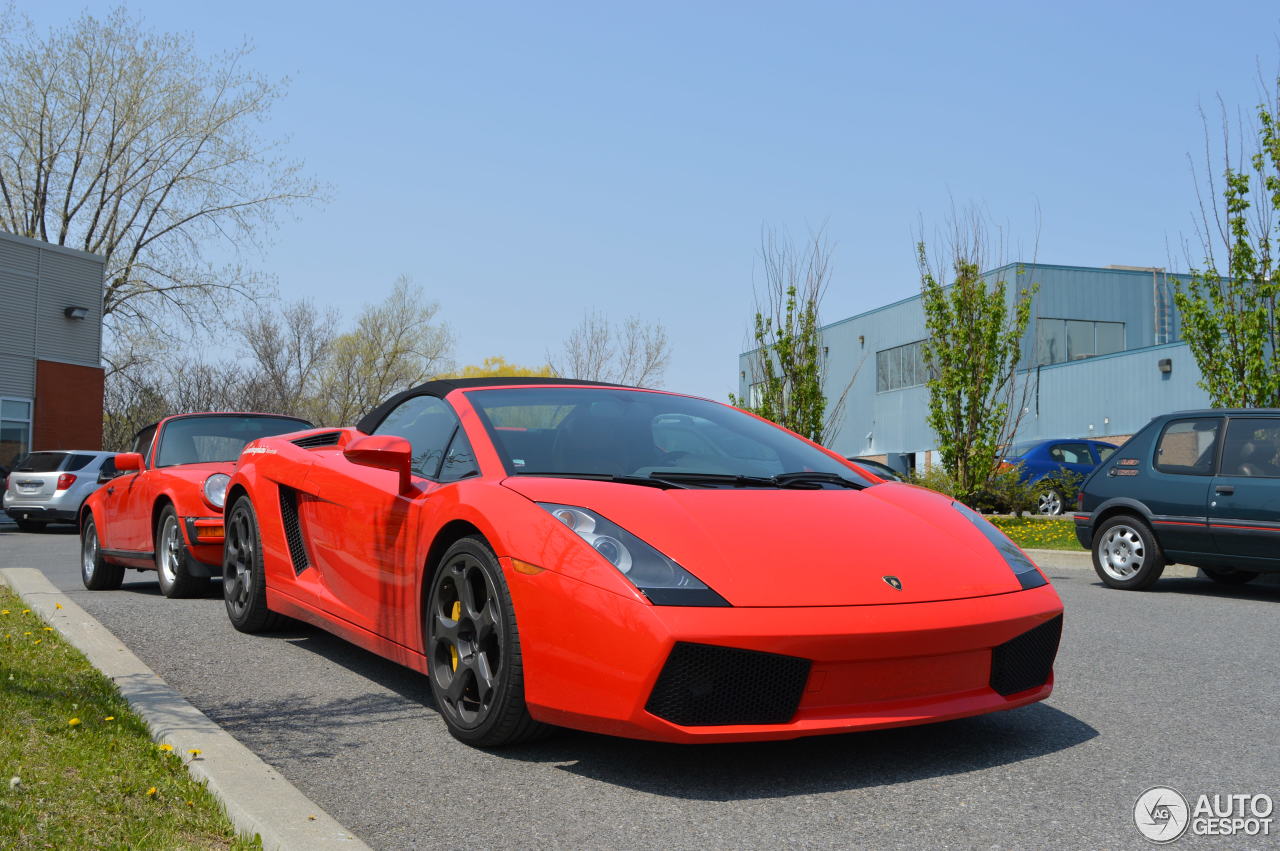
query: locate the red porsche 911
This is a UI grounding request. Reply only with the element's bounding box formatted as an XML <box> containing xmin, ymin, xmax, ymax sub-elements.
<box><xmin>80</xmin><ymin>412</ymin><xmax>312</xmax><ymax>597</ymax></box>
<box><xmin>222</xmin><ymin>378</ymin><xmax>1063</xmax><ymax>747</ymax></box>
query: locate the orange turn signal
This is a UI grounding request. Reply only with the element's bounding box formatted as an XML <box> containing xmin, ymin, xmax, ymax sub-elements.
<box><xmin>511</xmin><ymin>559</ymin><xmax>545</xmax><ymax>575</ymax></box>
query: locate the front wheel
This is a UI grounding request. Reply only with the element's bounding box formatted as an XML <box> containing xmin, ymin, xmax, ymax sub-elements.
<box><xmin>1201</xmin><ymin>567</ymin><xmax>1259</xmax><ymax>586</ymax></box>
<box><xmin>425</xmin><ymin>536</ymin><xmax>547</xmax><ymax>747</ymax></box>
<box><xmin>81</xmin><ymin>516</ymin><xmax>124</xmax><ymax>590</ymax></box>
<box><xmin>1092</xmin><ymin>516</ymin><xmax>1166</xmax><ymax>590</ymax></box>
<box><xmin>223</xmin><ymin>496</ymin><xmax>283</xmax><ymax>633</ymax></box>
<box><xmin>155</xmin><ymin>506</ymin><xmax>207</xmax><ymax>598</ymax></box>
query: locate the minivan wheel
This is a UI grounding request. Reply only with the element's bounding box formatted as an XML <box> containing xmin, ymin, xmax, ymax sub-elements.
<box><xmin>1201</xmin><ymin>567</ymin><xmax>1259</xmax><ymax>586</ymax></box>
<box><xmin>1092</xmin><ymin>516</ymin><xmax>1166</xmax><ymax>590</ymax></box>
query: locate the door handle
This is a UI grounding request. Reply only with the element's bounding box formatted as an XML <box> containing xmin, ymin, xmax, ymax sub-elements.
<box><xmin>1215</xmin><ymin>485</ymin><xmax>1234</xmax><ymax>495</ymax></box>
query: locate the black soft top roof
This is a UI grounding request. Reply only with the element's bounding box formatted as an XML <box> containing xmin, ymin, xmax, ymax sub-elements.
<box><xmin>356</xmin><ymin>377</ymin><xmax>630</xmax><ymax>434</ymax></box>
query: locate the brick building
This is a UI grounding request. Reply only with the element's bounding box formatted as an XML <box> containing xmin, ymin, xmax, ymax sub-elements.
<box><xmin>0</xmin><ymin>231</ymin><xmax>105</xmax><ymax>465</ymax></box>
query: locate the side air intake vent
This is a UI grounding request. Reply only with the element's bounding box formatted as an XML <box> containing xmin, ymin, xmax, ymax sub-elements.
<box><xmin>645</xmin><ymin>642</ymin><xmax>811</xmax><ymax>726</ymax></box>
<box><xmin>990</xmin><ymin>614</ymin><xmax>1063</xmax><ymax>696</ymax></box>
<box><xmin>278</xmin><ymin>486</ymin><xmax>310</xmax><ymax>575</ymax></box>
<box><xmin>292</xmin><ymin>431</ymin><xmax>342</xmax><ymax>449</ymax></box>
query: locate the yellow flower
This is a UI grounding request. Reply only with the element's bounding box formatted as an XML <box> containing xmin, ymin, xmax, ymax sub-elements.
<box><xmin>32</xmin><ymin>639</ymin><xmax>41</xmax><ymax>645</ymax></box>
<box><xmin>68</xmin><ymin>718</ymin><xmax>80</xmax><ymax>727</ymax></box>
<box><xmin>21</xmin><ymin>609</ymin><xmax>29</xmax><ymax>615</ymax></box>
<box><xmin>103</xmin><ymin>716</ymin><xmax>115</xmax><ymax>721</ymax></box>
<box><xmin>157</xmin><ymin>743</ymin><xmax>174</xmax><ymax>752</ymax></box>
<box><xmin>55</xmin><ymin>603</ymin><xmax>63</xmax><ymax>610</ymax></box>
<box><xmin>22</xmin><ymin>631</ymin><xmax>30</xmax><ymax>636</ymax></box>
<box><xmin>146</xmin><ymin>787</ymin><xmax>157</xmax><ymax>797</ymax></box>
<box><xmin>1</xmin><ymin>610</ymin><xmax>9</xmax><ymax>615</ymax></box>
<box><xmin>187</xmin><ymin>749</ymin><xmax>202</xmax><ymax>758</ymax></box>
<box><xmin>42</xmin><ymin>627</ymin><xmax>53</xmax><ymax>632</ymax></box>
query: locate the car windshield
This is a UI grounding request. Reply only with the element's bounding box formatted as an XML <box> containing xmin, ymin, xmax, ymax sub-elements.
<box><xmin>465</xmin><ymin>387</ymin><xmax>867</xmax><ymax>485</ymax></box>
<box><xmin>155</xmin><ymin>415</ymin><xmax>311</xmax><ymax>467</ymax></box>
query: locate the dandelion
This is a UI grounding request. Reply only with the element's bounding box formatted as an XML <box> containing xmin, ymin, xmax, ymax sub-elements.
<box><xmin>308</xmin><ymin>815</ymin><xmax>317</xmax><ymax>821</ymax></box>
<box><xmin>1</xmin><ymin>609</ymin><xmax>9</xmax><ymax>615</ymax></box>
<box><xmin>157</xmin><ymin>743</ymin><xmax>173</xmax><ymax>753</ymax></box>
<box><xmin>186</xmin><ymin>800</ymin><xmax>194</xmax><ymax>807</ymax></box>
<box><xmin>55</xmin><ymin>603</ymin><xmax>63</xmax><ymax>610</ymax></box>
<box><xmin>21</xmin><ymin>609</ymin><xmax>29</xmax><ymax>614</ymax></box>
<box><xmin>22</xmin><ymin>631</ymin><xmax>30</xmax><ymax>636</ymax></box>
<box><xmin>68</xmin><ymin>718</ymin><xmax>80</xmax><ymax>727</ymax></box>
<box><xmin>42</xmin><ymin>627</ymin><xmax>53</xmax><ymax>632</ymax></box>
<box><xmin>33</xmin><ymin>639</ymin><xmax>40</xmax><ymax>645</ymax></box>
<box><xmin>187</xmin><ymin>748</ymin><xmax>202</xmax><ymax>759</ymax></box>
<box><xmin>103</xmin><ymin>716</ymin><xmax>115</xmax><ymax>721</ymax></box>
<box><xmin>146</xmin><ymin>787</ymin><xmax>157</xmax><ymax>797</ymax></box>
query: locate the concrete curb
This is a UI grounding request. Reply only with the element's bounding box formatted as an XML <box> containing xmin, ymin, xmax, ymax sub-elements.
<box><xmin>1024</xmin><ymin>548</ymin><xmax>1280</xmax><ymax>584</ymax></box>
<box><xmin>0</xmin><ymin>568</ymin><xmax>371</xmax><ymax>851</ymax></box>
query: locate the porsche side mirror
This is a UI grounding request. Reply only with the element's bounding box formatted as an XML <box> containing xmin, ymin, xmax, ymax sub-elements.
<box><xmin>344</xmin><ymin>434</ymin><xmax>413</xmax><ymax>493</ymax></box>
<box><xmin>114</xmin><ymin>452</ymin><xmax>143</xmax><ymax>473</ymax></box>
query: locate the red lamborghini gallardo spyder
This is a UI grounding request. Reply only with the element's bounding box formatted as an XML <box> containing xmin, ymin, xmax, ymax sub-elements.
<box><xmin>222</xmin><ymin>378</ymin><xmax>1064</xmax><ymax>747</ymax></box>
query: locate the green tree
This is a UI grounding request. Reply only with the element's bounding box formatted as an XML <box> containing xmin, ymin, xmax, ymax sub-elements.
<box><xmin>731</xmin><ymin>228</ymin><xmax>829</xmax><ymax>442</ymax></box>
<box><xmin>1175</xmin><ymin>80</ymin><xmax>1280</xmax><ymax>407</ymax></box>
<box><xmin>918</xmin><ymin>242</ymin><xmax>1036</xmax><ymax>505</ymax></box>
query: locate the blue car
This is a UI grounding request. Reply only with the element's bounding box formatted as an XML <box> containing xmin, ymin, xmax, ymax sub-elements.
<box><xmin>1002</xmin><ymin>438</ymin><xmax>1119</xmax><ymax>515</ymax></box>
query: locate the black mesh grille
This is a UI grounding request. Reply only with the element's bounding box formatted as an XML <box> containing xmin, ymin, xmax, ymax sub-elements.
<box><xmin>291</xmin><ymin>431</ymin><xmax>342</xmax><ymax>449</ymax></box>
<box><xmin>990</xmin><ymin>614</ymin><xmax>1062</xmax><ymax>696</ymax></box>
<box><xmin>645</xmin><ymin>642</ymin><xmax>811</xmax><ymax>726</ymax></box>
<box><xmin>278</xmin><ymin>486</ymin><xmax>310</xmax><ymax>575</ymax></box>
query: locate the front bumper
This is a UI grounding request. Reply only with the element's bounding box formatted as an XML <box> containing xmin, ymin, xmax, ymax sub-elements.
<box><xmin>506</xmin><ymin>561</ymin><xmax>1064</xmax><ymax>743</ymax></box>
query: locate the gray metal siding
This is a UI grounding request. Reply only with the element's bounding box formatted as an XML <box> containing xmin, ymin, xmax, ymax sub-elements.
<box><xmin>739</xmin><ymin>263</ymin><xmax>1212</xmax><ymax>457</ymax></box>
<box><xmin>0</xmin><ymin>232</ymin><xmax>103</xmax><ymax>398</ymax></box>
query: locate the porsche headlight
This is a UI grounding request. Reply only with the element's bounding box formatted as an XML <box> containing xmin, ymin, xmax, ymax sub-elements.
<box><xmin>952</xmin><ymin>501</ymin><xmax>1047</xmax><ymax>590</ymax></box>
<box><xmin>202</xmin><ymin>473</ymin><xmax>231</xmax><ymax>510</ymax></box>
<box><xmin>539</xmin><ymin>503</ymin><xmax>728</xmax><ymax>606</ymax></box>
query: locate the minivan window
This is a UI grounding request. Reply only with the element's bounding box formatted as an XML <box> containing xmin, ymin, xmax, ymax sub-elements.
<box><xmin>1220</xmin><ymin>418</ymin><xmax>1280</xmax><ymax>478</ymax></box>
<box><xmin>1154</xmin><ymin>418</ymin><xmax>1221</xmax><ymax>476</ymax></box>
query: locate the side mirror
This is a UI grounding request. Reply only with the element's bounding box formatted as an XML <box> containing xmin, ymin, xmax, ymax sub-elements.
<box><xmin>343</xmin><ymin>434</ymin><xmax>413</xmax><ymax>493</ymax></box>
<box><xmin>114</xmin><ymin>453</ymin><xmax>143</xmax><ymax>473</ymax></box>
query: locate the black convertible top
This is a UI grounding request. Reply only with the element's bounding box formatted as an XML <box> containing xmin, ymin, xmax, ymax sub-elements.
<box><xmin>355</xmin><ymin>376</ymin><xmax>629</xmax><ymax>434</ymax></box>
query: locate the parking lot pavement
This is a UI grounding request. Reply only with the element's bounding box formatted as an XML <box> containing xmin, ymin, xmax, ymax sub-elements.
<box><xmin>2</xmin><ymin>526</ymin><xmax>1278</xmax><ymax>850</ymax></box>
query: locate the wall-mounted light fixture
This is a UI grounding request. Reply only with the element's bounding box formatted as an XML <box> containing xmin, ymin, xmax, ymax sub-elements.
<box><xmin>64</xmin><ymin>306</ymin><xmax>89</xmax><ymax>320</ymax></box>
<box><xmin>1157</xmin><ymin>358</ymin><xmax>1172</xmax><ymax>374</ymax></box>
<box><xmin>858</xmin><ymin>335</ymin><xmax>865</xmax><ymax>347</ymax></box>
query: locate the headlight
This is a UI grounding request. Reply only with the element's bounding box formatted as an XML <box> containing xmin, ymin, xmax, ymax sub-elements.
<box><xmin>202</xmin><ymin>473</ymin><xmax>231</xmax><ymax>510</ymax></box>
<box><xmin>539</xmin><ymin>503</ymin><xmax>728</xmax><ymax>606</ymax></box>
<box><xmin>952</xmin><ymin>501</ymin><xmax>1047</xmax><ymax>590</ymax></box>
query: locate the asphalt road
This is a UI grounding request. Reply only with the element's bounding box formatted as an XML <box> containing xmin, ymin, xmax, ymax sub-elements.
<box><xmin>3</xmin><ymin>526</ymin><xmax>1277</xmax><ymax>850</ymax></box>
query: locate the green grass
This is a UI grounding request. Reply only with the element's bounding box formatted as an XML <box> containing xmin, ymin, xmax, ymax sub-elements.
<box><xmin>989</xmin><ymin>516</ymin><xmax>1083</xmax><ymax>551</ymax></box>
<box><xmin>0</xmin><ymin>586</ymin><xmax>259</xmax><ymax>850</ymax></box>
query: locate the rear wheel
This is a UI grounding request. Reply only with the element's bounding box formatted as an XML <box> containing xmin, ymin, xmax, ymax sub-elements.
<box><xmin>1202</xmin><ymin>566</ymin><xmax>1259</xmax><ymax>586</ymax></box>
<box><xmin>223</xmin><ymin>496</ymin><xmax>283</xmax><ymax>633</ymax></box>
<box><xmin>80</xmin><ymin>516</ymin><xmax>124</xmax><ymax>590</ymax></box>
<box><xmin>155</xmin><ymin>506</ymin><xmax>206</xmax><ymax>598</ymax></box>
<box><xmin>1037</xmin><ymin>488</ymin><xmax>1064</xmax><ymax>516</ymax></box>
<box><xmin>425</xmin><ymin>536</ymin><xmax>547</xmax><ymax>747</ymax></box>
<box><xmin>16</xmin><ymin>519</ymin><xmax>46</xmax><ymax>533</ymax></box>
<box><xmin>1092</xmin><ymin>515</ymin><xmax>1165</xmax><ymax>590</ymax></box>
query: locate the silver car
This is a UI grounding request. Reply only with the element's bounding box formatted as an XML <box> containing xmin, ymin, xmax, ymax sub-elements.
<box><xmin>3</xmin><ymin>450</ymin><xmax>117</xmax><ymax>532</ymax></box>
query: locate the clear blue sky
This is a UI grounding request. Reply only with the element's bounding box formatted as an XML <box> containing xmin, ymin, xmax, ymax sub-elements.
<box><xmin>21</xmin><ymin>1</ymin><xmax>1280</xmax><ymax>399</ymax></box>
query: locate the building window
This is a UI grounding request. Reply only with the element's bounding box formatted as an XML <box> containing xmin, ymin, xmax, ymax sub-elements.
<box><xmin>1035</xmin><ymin>318</ymin><xmax>1124</xmax><ymax>365</ymax></box>
<box><xmin>1</xmin><ymin>398</ymin><xmax>33</xmax><ymax>467</ymax></box>
<box><xmin>876</xmin><ymin>340</ymin><xmax>929</xmax><ymax>392</ymax></box>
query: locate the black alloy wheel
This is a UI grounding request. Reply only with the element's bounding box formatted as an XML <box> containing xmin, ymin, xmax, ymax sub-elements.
<box><xmin>223</xmin><ymin>496</ymin><xmax>283</xmax><ymax>632</ymax></box>
<box><xmin>425</xmin><ymin>536</ymin><xmax>547</xmax><ymax>747</ymax></box>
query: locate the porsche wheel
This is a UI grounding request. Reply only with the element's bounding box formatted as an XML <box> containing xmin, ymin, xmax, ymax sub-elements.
<box><xmin>80</xmin><ymin>516</ymin><xmax>124</xmax><ymax>591</ymax></box>
<box><xmin>155</xmin><ymin>505</ymin><xmax>206</xmax><ymax>598</ymax></box>
<box><xmin>426</xmin><ymin>536</ymin><xmax>547</xmax><ymax>747</ymax></box>
<box><xmin>1202</xmin><ymin>566</ymin><xmax>1259</xmax><ymax>586</ymax></box>
<box><xmin>1092</xmin><ymin>516</ymin><xmax>1165</xmax><ymax>590</ymax></box>
<box><xmin>223</xmin><ymin>496</ymin><xmax>283</xmax><ymax>633</ymax></box>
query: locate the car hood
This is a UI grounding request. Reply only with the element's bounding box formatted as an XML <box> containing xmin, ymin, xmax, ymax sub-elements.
<box><xmin>500</xmin><ymin>478</ymin><xmax>1033</xmax><ymax>606</ymax></box>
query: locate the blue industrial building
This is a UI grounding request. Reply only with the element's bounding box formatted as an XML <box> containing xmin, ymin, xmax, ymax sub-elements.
<box><xmin>737</xmin><ymin>263</ymin><xmax>1211</xmax><ymax>474</ymax></box>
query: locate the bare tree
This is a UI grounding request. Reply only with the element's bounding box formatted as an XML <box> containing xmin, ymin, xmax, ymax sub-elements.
<box><xmin>550</xmin><ymin>311</ymin><xmax>670</xmax><ymax>387</ymax></box>
<box><xmin>0</xmin><ymin>7</ymin><xmax>320</xmax><ymax>334</ymax></box>
<box><xmin>316</xmin><ymin>277</ymin><xmax>454</xmax><ymax>425</ymax></box>
<box><xmin>236</xmin><ymin>299</ymin><xmax>338</xmax><ymax>419</ymax></box>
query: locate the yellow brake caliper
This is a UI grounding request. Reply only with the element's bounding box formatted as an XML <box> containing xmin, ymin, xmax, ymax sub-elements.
<box><xmin>449</xmin><ymin>600</ymin><xmax>461</xmax><ymax>671</ymax></box>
